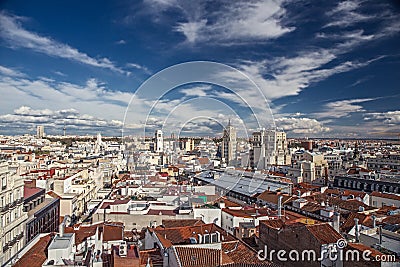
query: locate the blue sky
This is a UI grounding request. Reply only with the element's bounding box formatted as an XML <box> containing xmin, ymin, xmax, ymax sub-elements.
<box><xmin>0</xmin><ymin>0</ymin><xmax>399</xmax><ymax>138</ymax></box>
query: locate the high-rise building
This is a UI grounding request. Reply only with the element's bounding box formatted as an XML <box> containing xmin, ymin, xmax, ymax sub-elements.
<box><xmin>155</xmin><ymin>130</ymin><xmax>163</xmax><ymax>153</ymax></box>
<box><xmin>221</xmin><ymin>121</ymin><xmax>237</xmax><ymax>165</ymax></box>
<box><xmin>250</xmin><ymin>129</ymin><xmax>291</xmax><ymax>169</ymax></box>
<box><xmin>0</xmin><ymin>160</ymin><xmax>28</xmax><ymax>265</ymax></box>
<box><xmin>36</xmin><ymin>125</ymin><xmax>45</xmax><ymax>138</ymax></box>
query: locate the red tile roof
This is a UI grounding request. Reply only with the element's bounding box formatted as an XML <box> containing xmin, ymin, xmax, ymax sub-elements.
<box><xmin>152</xmin><ymin>223</ymin><xmax>234</xmax><ymax>247</ymax></box>
<box><xmin>46</xmin><ymin>190</ymin><xmax>61</xmax><ymax>199</ymax></box>
<box><xmin>103</xmin><ymin>223</ymin><xmax>124</xmax><ymax>242</ymax></box>
<box><xmin>305</xmin><ymin>223</ymin><xmax>343</xmax><ymax>245</ymax></box>
<box><xmin>139</xmin><ymin>248</ymin><xmax>163</xmax><ymax>267</ymax></box>
<box><xmin>162</xmin><ymin>219</ymin><xmax>205</xmax><ymax>228</ymax></box>
<box><xmin>346</xmin><ymin>243</ymin><xmax>385</xmax><ymax>258</ymax></box>
<box><xmin>14</xmin><ymin>234</ymin><xmax>52</xmax><ymax>267</ymax></box>
<box><xmin>174</xmin><ymin>247</ymin><xmax>221</xmax><ymax>267</ymax></box>
<box><xmin>257</xmin><ymin>191</ymin><xmax>293</xmax><ymax>205</ymax></box>
<box><xmin>24</xmin><ymin>186</ymin><xmax>44</xmax><ymax>199</ymax></box>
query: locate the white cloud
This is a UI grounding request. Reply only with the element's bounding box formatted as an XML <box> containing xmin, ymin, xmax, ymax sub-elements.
<box><xmin>116</xmin><ymin>39</ymin><xmax>126</xmax><ymax>45</ymax></box>
<box><xmin>0</xmin><ymin>65</ymin><xmax>25</xmax><ymax>77</ymax></box>
<box><xmin>315</xmin><ymin>98</ymin><xmax>375</xmax><ymax>118</ymax></box>
<box><xmin>126</xmin><ymin>63</ymin><xmax>151</xmax><ymax>74</ymax></box>
<box><xmin>325</xmin><ymin>0</ymin><xmax>374</xmax><ymax>28</ymax></box>
<box><xmin>150</xmin><ymin>0</ymin><xmax>293</xmax><ymax>44</ymax></box>
<box><xmin>364</xmin><ymin>110</ymin><xmax>400</xmax><ymax>124</ymax></box>
<box><xmin>0</xmin><ymin>12</ymin><xmax>127</xmax><ymax>74</ymax></box>
<box><xmin>275</xmin><ymin>117</ymin><xmax>330</xmax><ymax>134</ymax></box>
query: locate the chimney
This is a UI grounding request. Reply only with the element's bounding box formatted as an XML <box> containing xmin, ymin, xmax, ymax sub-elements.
<box><xmin>379</xmin><ymin>226</ymin><xmax>382</xmax><ymax>244</ymax></box>
<box><xmin>58</xmin><ymin>215</ymin><xmax>71</xmax><ymax>238</ymax></box>
<box><xmin>59</xmin><ymin>222</ymin><xmax>65</xmax><ymax>237</ymax></box>
<box><xmin>372</xmin><ymin>215</ymin><xmax>376</xmax><ymax>228</ymax></box>
<box><xmin>354</xmin><ymin>218</ymin><xmax>360</xmax><ymax>242</ymax></box>
<box><xmin>278</xmin><ymin>196</ymin><xmax>283</xmax><ymax>218</ymax></box>
<box><xmin>333</xmin><ymin>212</ymin><xmax>340</xmax><ymax>233</ymax></box>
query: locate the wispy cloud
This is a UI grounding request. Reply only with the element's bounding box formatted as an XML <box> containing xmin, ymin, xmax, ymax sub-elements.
<box><xmin>0</xmin><ymin>65</ymin><xmax>25</xmax><ymax>77</ymax></box>
<box><xmin>324</xmin><ymin>0</ymin><xmax>374</xmax><ymax>28</ymax></box>
<box><xmin>315</xmin><ymin>98</ymin><xmax>375</xmax><ymax>118</ymax></box>
<box><xmin>0</xmin><ymin>11</ymin><xmax>127</xmax><ymax>75</ymax></box>
<box><xmin>364</xmin><ymin>110</ymin><xmax>400</xmax><ymax>125</ymax></box>
<box><xmin>146</xmin><ymin>0</ymin><xmax>293</xmax><ymax>45</ymax></box>
<box><xmin>275</xmin><ymin>116</ymin><xmax>330</xmax><ymax>135</ymax></box>
<box><xmin>116</xmin><ymin>39</ymin><xmax>126</xmax><ymax>45</ymax></box>
<box><xmin>126</xmin><ymin>63</ymin><xmax>152</xmax><ymax>74</ymax></box>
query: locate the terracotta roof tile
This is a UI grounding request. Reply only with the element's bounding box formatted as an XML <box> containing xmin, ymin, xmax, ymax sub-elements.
<box><xmin>305</xmin><ymin>223</ymin><xmax>343</xmax><ymax>245</ymax></box>
<box><xmin>14</xmin><ymin>234</ymin><xmax>52</xmax><ymax>267</ymax></box>
<box><xmin>103</xmin><ymin>224</ymin><xmax>124</xmax><ymax>242</ymax></box>
<box><xmin>162</xmin><ymin>219</ymin><xmax>205</xmax><ymax>228</ymax></box>
<box><xmin>174</xmin><ymin>247</ymin><xmax>221</xmax><ymax>267</ymax></box>
<box><xmin>139</xmin><ymin>248</ymin><xmax>163</xmax><ymax>266</ymax></box>
<box><xmin>24</xmin><ymin>186</ymin><xmax>44</xmax><ymax>199</ymax></box>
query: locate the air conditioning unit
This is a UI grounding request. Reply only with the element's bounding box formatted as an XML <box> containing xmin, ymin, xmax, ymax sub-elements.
<box><xmin>119</xmin><ymin>241</ymin><xmax>127</xmax><ymax>257</ymax></box>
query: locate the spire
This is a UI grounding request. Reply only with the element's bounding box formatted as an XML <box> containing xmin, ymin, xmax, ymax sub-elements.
<box><xmin>228</xmin><ymin>118</ymin><xmax>231</xmax><ymax>126</ymax></box>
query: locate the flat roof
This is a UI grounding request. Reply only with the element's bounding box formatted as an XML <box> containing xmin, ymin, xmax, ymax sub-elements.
<box><xmin>197</xmin><ymin>171</ymin><xmax>292</xmax><ymax>197</ymax></box>
<box><xmin>48</xmin><ymin>233</ymin><xmax>74</xmax><ymax>250</ymax></box>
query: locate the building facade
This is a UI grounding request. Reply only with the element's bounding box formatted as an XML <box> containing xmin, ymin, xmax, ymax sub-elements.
<box><xmin>0</xmin><ymin>161</ymin><xmax>28</xmax><ymax>265</ymax></box>
<box><xmin>24</xmin><ymin>186</ymin><xmax>60</xmax><ymax>243</ymax></box>
<box><xmin>250</xmin><ymin>129</ymin><xmax>291</xmax><ymax>169</ymax></box>
<box><xmin>221</xmin><ymin>121</ymin><xmax>237</xmax><ymax>165</ymax></box>
<box><xmin>155</xmin><ymin>130</ymin><xmax>163</xmax><ymax>153</ymax></box>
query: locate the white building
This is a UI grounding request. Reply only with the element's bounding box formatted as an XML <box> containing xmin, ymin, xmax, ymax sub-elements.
<box><xmin>0</xmin><ymin>160</ymin><xmax>28</xmax><ymax>265</ymax></box>
<box><xmin>37</xmin><ymin>125</ymin><xmax>45</xmax><ymax>139</ymax></box>
<box><xmin>155</xmin><ymin>130</ymin><xmax>163</xmax><ymax>153</ymax></box>
<box><xmin>250</xmin><ymin>129</ymin><xmax>291</xmax><ymax>169</ymax></box>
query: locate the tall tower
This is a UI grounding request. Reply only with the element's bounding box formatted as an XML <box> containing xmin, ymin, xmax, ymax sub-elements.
<box><xmin>250</xmin><ymin>129</ymin><xmax>290</xmax><ymax>169</ymax></box>
<box><xmin>155</xmin><ymin>130</ymin><xmax>163</xmax><ymax>153</ymax></box>
<box><xmin>221</xmin><ymin>120</ymin><xmax>237</xmax><ymax>165</ymax></box>
<box><xmin>36</xmin><ymin>125</ymin><xmax>45</xmax><ymax>138</ymax></box>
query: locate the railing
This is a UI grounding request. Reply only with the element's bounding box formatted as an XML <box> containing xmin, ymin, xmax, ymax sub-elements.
<box><xmin>9</xmin><ymin>201</ymin><xmax>16</xmax><ymax>209</ymax></box>
<box><xmin>16</xmin><ymin>232</ymin><xmax>24</xmax><ymax>241</ymax></box>
<box><xmin>0</xmin><ymin>204</ymin><xmax>10</xmax><ymax>212</ymax></box>
<box><xmin>3</xmin><ymin>243</ymin><xmax>8</xmax><ymax>253</ymax></box>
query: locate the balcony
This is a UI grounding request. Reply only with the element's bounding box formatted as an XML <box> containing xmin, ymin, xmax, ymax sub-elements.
<box><xmin>17</xmin><ymin>198</ymin><xmax>24</xmax><ymax>205</ymax></box>
<box><xmin>16</xmin><ymin>232</ymin><xmax>24</xmax><ymax>241</ymax></box>
<box><xmin>9</xmin><ymin>201</ymin><xmax>16</xmax><ymax>209</ymax></box>
<box><xmin>0</xmin><ymin>204</ymin><xmax>10</xmax><ymax>212</ymax></box>
<box><xmin>3</xmin><ymin>243</ymin><xmax>8</xmax><ymax>253</ymax></box>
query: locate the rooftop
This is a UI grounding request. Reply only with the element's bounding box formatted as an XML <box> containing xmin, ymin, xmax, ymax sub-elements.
<box><xmin>48</xmin><ymin>233</ymin><xmax>74</xmax><ymax>250</ymax></box>
<box><xmin>13</xmin><ymin>234</ymin><xmax>52</xmax><ymax>267</ymax></box>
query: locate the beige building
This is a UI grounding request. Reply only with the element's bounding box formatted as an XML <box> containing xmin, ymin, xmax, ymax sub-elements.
<box><xmin>0</xmin><ymin>160</ymin><xmax>28</xmax><ymax>265</ymax></box>
<box><xmin>288</xmin><ymin>150</ymin><xmax>328</xmax><ymax>184</ymax></box>
<box><xmin>251</xmin><ymin>129</ymin><xmax>291</xmax><ymax>169</ymax></box>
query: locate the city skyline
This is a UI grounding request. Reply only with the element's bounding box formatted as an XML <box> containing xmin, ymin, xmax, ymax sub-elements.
<box><xmin>0</xmin><ymin>1</ymin><xmax>400</xmax><ymax>138</ymax></box>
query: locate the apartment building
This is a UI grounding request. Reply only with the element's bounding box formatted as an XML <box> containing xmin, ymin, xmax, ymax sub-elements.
<box><xmin>0</xmin><ymin>160</ymin><xmax>28</xmax><ymax>265</ymax></box>
<box><xmin>250</xmin><ymin>129</ymin><xmax>291</xmax><ymax>169</ymax></box>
